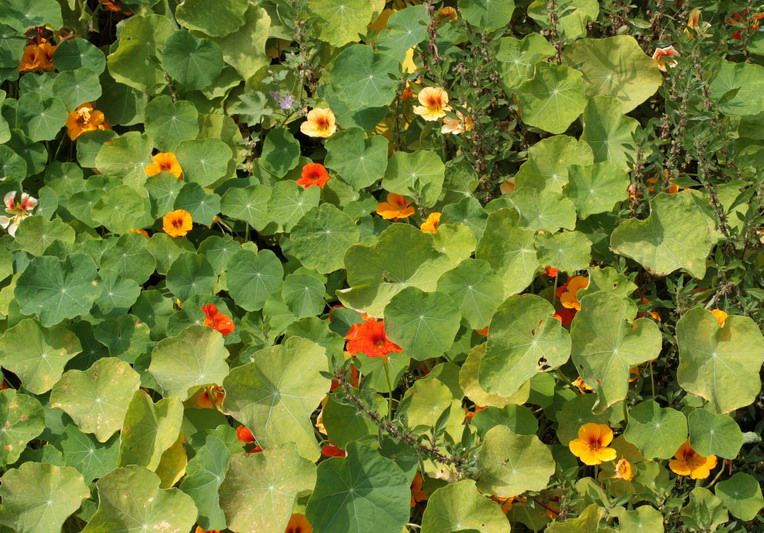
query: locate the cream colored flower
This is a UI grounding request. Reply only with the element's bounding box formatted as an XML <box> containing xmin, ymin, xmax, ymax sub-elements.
<box><xmin>300</xmin><ymin>107</ymin><xmax>337</xmax><ymax>138</ymax></box>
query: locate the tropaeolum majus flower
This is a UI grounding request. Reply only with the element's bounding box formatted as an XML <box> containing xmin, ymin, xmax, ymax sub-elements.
<box><xmin>18</xmin><ymin>38</ymin><xmax>56</xmax><ymax>72</ymax></box>
<box><xmin>413</xmin><ymin>87</ymin><xmax>451</xmax><ymax>121</ymax></box>
<box><xmin>300</xmin><ymin>107</ymin><xmax>337</xmax><ymax>138</ymax></box>
<box><xmin>710</xmin><ymin>309</ymin><xmax>728</xmax><ymax>327</ymax></box>
<box><xmin>146</xmin><ymin>152</ymin><xmax>183</xmax><ymax>179</ymax></box>
<box><xmin>0</xmin><ymin>192</ymin><xmax>37</xmax><ymax>237</ymax></box>
<box><xmin>410</xmin><ymin>472</ymin><xmax>427</xmax><ymax>508</ymax></box>
<box><xmin>163</xmin><ymin>209</ymin><xmax>193</xmax><ymax>238</ymax></box>
<box><xmin>669</xmin><ymin>440</ymin><xmax>717</xmax><ymax>479</ymax></box>
<box><xmin>66</xmin><ymin>102</ymin><xmax>111</xmax><ymax>140</ymax></box>
<box><xmin>235</xmin><ymin>425</ymin><xmax>255</xmax><ymax>443</ymax></box>
<box><xmin>613</xmin><ymin>458</ymin><xmax>633</xmax><ymax>481</ymax></box>
<box><xmin>568</xmin><ymin>423</ymin><xmax>617</xmax><ymax>465</ymax></box>
<box><xmin>420</xmin><ymin>212</ymin><xmax>441</xmax><ymax>233</ymax></box>
<box><xmin>558</xmin><ymin>275</ymin><xmax>589</xmax><ymax>311</ymax></box>
<box><xmin>344</xmin><ymin>317</ymin><xmax>403</xmax><ymax>360</ymax></box>
<box><xmin>201</xmin><ymin>304</ymin><xmax>235</xmax><ymax>336</ymax></box>
<box><xmin>441</xmin><ymin>110</ymin><xmax>473</xmax><ymax>135</ymax></box>
<box><xmin>297</xmin><ymin>163</ymin><xmax>330</xmax><ymax>189</ymax></box>
<box><xmin>652</xmin><ymin>45</ymin><xmax>679</xmax><ymax>71</ymax></box>
<box><xmin>376</xmin><ymin>193</ymin><xmax>415</xmax><ymax>220</ymax></box>
<box><xmin>285</xmin><ymin>513</ymin><xmax>312</xmax><ymax>533</ymax></box>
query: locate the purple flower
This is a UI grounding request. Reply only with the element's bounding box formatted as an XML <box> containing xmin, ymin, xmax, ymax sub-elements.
<box><xmin>271</xmin><ymin>91</ymin><xmax>295</xmax><ymax>111</ymax></box>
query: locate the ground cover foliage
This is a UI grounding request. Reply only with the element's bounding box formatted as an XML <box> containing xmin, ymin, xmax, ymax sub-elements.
<box><xmin>0</xmin><ymin>0</ymin><xmax>762</xmax><ymax>531</ymax></box>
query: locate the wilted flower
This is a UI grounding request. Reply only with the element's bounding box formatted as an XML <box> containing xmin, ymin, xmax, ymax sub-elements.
<box><xmin>0</xmin><ymin>192</ymin><xmax>37</xmax><ymax>237</ymax></box>
<box><xmin>441</xmin><ymin>110</ymin><xmax>473</xmax><ymax>135</ymax></box>
<box><xmin>613</xmin><ymin>458</ymin><xmax>634</xmax><ymax>481</ymax></box>
<box><xmin>413</xmin><ymin>87</ymin><xmax>451</xmax><ymax>121</ymax></box>
<box><xmin>652</xmin><ymin>46</ymin><xmax>679</xmax><ymax>71</ymax></box>
<box><xmin>300</xmin><ymin>108</ymin><xmax>337</xmax><ymax>138</ymax></box>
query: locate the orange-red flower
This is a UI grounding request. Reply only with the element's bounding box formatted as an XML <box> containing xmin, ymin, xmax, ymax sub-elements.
<box><xmin>544</xmin><ymin>267</ymin><xmax>559</xmax><ymax>277</ymax></box>
<box><xmin>163</xmin><ymin>209</ymin><xmax>193</xmax><ymax>238</ymax></box>
<box><xmin>572</xmin><ymin>376</ymin><xmax>593</xmax><ymax>394</ymax></box>
<box><xmin>729</xmin><ymin>10</ymin><xmax>763</xmax><ymax>40</ymax></box>
<box><xmin>197</xmin><ymin>386</ymin><xmax>224</xmax><ymax>409</ymax></box>
<box><xmin>476</xmin><ymin>326</ymin><xmax>489</xmax><ymax>336</ymax></box>
<box><xmin>420</xmin><ymin>212</ymin><xmax>441</xmax><ymax>233</ymax></box>
<box><xmin>194</xmin><ymin>527</ymin><xmax>220</xmax><ymax>533</ymax></box>
<box><xmin>65</xmin><ymin>102</ymin><xmax>110</xmax><ymax>140</ymax></box>
<box><xmin>330</xmin><ymin>366</ymin><xmax>359</xmax><ymax>392</ymax></box>
<box><xmin>613</xmin><ymin>457</ymin><xmax>634</xmax><ymax>481</ymax></box>
<box><xmin>235</xmin><ymin>425</ymin><xmax>255</xmax><ymax>443</ymax></box>
<box><xmin>321</xmin><ymin>443</ymin><xmax>346</xmax><ymax>457</ymax></box>
<box><xmin>300</xmin><ymin>108</ymin><xmax>337</xmax><ymax>138</ymax></box>
<box><xmin>413</xmin><ymin>87</ymin><xmax>451</xmax><ymax>121</ymax></box>
<box><xmin>344</xmin><ymin>317</ymin><xmax>403</xmax><ymax>359</ymax></box>
<box><xmin>669</xmin><ymin>440</ymin><xmax>717</xmax><ymax>479</ymax></box>
<box><xmin>18</xmin><ymin>39</ymin><xmax>56</xmax><ymax>72</ymax></box>
<box><xmin>100</xmin><ymin>0</ymin><xmax>132</xmax><ymax>14</ymax></box>
<box><xmin>146</xmin><ymin>152</ymin><xmax>183</xmax><ymax>179</ymax></box>
<box><xmin>410</xmin><ymin>472</ymin><xmax>428</xmax><ymax>507</ymax></box>
<box><xmin>464</xmin><ymin>405</ymin><xmax>485</xmax><ymax>423</ymax></box>
<box><xmin>296</xmin><ymin>163</ymin><xmax>330</xmax><ymax>189</ymax></box>
<box><xmin>376</xmin><ymin>193</ymin><xmax>415</xmax><ymax>220</ymax></box>
<box><xmin>558</xmin><ymin>275</ymin><xmax>589</xmax><ymax>311</ymax></box>
<box><xmin>568</xmin><ymin>423</ymin><xmax>617</xmax><ymax>465</ymax></box>
<box><xmin>710</xmin><ymin>309</ymin><xmax>728</xmax><ymax>327</ymax></box>
<box><xmin>285</xmin><ymin>513</ymin><xmax>312</xmax><ymax>533</ymax></box>
<box><xmin>202</xmin><ymin>304</ymin><xmax>235</xmax><ymax>336</ymax></box>
<box><xmin>552</xmin><ymin>307</ymin><xmax>576</xmax><ymax>326</ymax></box>
<box><xmin>652</xmin><ymin>45</ymin><xmax>679</xmax><ymax>71</ymax></box>
<box><xmin>248</xmin><ymin>444</ymin><xmax>263</xmax><ymax>454</ymax></box>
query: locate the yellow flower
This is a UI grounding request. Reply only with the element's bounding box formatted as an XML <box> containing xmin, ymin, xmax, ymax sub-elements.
<box><xmin>401</xmin><ymin>47</ymin><xmax>417</xmax><ymax>74</ymax></box>
<box><xmin>146</xmin><ymin>152</ymin><xmax>183</xmax><ymax>179</ymax></box>
<box><xmin>669</xmin><ymin>440</ymin><xmax>717</xmax><ymax>479</ymax></box>
<box><xmin>613</xmin><ymin>458</ymin><xmax>633</xmax><ymax>481</ymax></box>
<box><xmin>710</xmin><ymin>309</ymin><xmax>728</xmax><ymax>327</ymax></box>
<box><xmin>568</xmin><ymin>423</ymin><xmax>617</xmax><ymax>465</ymax></box>
<box><xmin>441</xmin><ymin>110</ymin><xmax>473</xmax><ymax>135</ymax></box>
<box><xmin>163</xmin><ymin>209</ymin><xmax>193</xmax><ymax>238</ymax></box>
<box><xmin>65</xmin><ymin>102</ymin><xmax>110</xmax><ymax>141</ymax></box>
<box><xmin>420</xmin><ymin>212</ymin><xmax>441</xmax><ymax>233</ymax></box>
<box><xmin>376</xmin><ymin>193</ymin><xmax>415</xmax><ymax>220</ymax></box>
<box><xmin>300</xmin><ymin>108</ymin><xmax>337</xmax><ymax>138</ymax></box>
<box><xmin>413</xmin><ymin>87</ymin><xmax>451</xmax><ymax>121</ymax></box>
<box><xmin>500</xmin><ymin>177</ymin><xmax>515</xmax><ymax>195</ymax></box>
<box><xmin>559</xmin><ymin>275</ymin><xmax>589</xmax><ymax>310</ymax></box>
<box><xmin>572</xmin><ymin>376</ymin><xmax>593</xmax><ymax>394</ymax></box>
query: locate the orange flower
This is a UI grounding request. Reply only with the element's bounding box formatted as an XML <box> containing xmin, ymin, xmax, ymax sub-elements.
<box><xmin>413</xmin><ymin>87</ymin><xmax>451</xmax><ymax>121</ymax></box>
<box><xmin>475</xmin><ymin>326</ymin><xmax>489</xmax><ymax>336</ymax></box>
<box><xmin>669</xmin><ymin>440</ymin><xmax>717</xmax><ymax>479</ymax></box>
<box><xmin>65</xmin><ymin>102</ymin><xmax>110</xmax><ymax>141</ymax></box>
<box><xmin>235</xmin><ymin>425</ymin><xmax>255</xmax><ymax>443</ymax></box>
<box><xmin>652</xmin><ymin>45</ymin><xmax>679</xmax><ymax>72</ymax></box>
<box><xmin>710</xmin><ymin>309</ymin><xmax>727</xmax><ymax>327</ymax></box>
<box><xmin>544</xmin><ymin>267</ymin><xmax>559</xmax><ymax>277</ymax></box>
<box><xmin>572</xmin><ymin>376</ymin><xmax>592</xmax><ymax>394</ymax></box>
<box><xmin>568</xmin><ymin>423</ymin><xmax>617</xmax><ymax>465</ymax></box>
<box><xmin>558</xmin><ymin>275</ymin><xmax>588</xmax><ymax>311</ymax></box>
<box><xmin>296</xmin><ymin>163</ymin><xmax>330</xmax><ymax>189</ymax></box>
<box><xmin>437</xmin><ymin>6</ymin><xmax>458</xmax><ymax>22</ymax></box>
<box><xmin>420</xmin><ymin>212</ymin><xmax>441</xmax><ymax>233</ymax></box>
<box><xmin>344</xmin><ymin>317</ymin><xmax>403</xmax><ymax>359</ymax></box>
<box><xmin>500</xmin><ymin>177</ymin><xmax>516</xmax><ymax>195</ymax></box>
<box><xmin>300</xmin><ymin>108</ymin><xmax>337</xmax><ymax>138</ymax></box>
<box><xmin>248</xmin><ymin>444</ymin><xmax>263</xmax><ymax>454</ymax></box>
<box><xmin>18</xmin><ymin>39</ymin><xmax>56</xmax><ymax>72</ymax></box>
<box><xmin>163</xmin><ymin>209</ymin><xmax>193</xmax><ymax>238</ymax></box>
<box><xmin>321</xmin><ymin>443</ymin><xmax>346</xmax><ymax>457</ymax></box>
<box><xmin>441</xmin><ymin>110</ymin><xmax>473</xmax><ymax>135</ymax></box>
<box><xmin>330</xmin><ymin>365</ymin><xmax>359</xmax><ymax>392</ymax></box>
<box><xmin>464</xmin><ymin>405</ymin><xmax>485</xmax><ymax>423</ymax></box>
<box><xmin>285</xmin><ymin>513</ymin><xmax>312</xmax><ymax>533</ymax></box>
<box><xmin>401</xmin><ymin>82</ymin><xmax>415</xmax><ymax>100</ymax></box>
<box><xmin>376</xmin><ymin>193</ymin><xmax>415</xmax><ymax>219</ymax></box>
<box><xmin>197</xmin><ymin>386</ymin><xmax>224</xmax><ymax>409</ymax></box>
<box><xmin>613</xmin><ymin>457</ymin><xmax>634</xmax><ymax>481</ymax></box>
<box><xmin>100</xmin><ymin>0</ymin><xmax>132</xmax><ymax>13</ymax></box>
<box><xmin>146</xmin><ymin>152</ymin><xmax>183</xmax><ymax>179</ymax></box>
<box><xmin>552</xmin><ymin>307</ymin><xmax>576</xmax><ymax>326</ymax></box>
<box><xmin>202</xmin><ymin>304</ymin><xmax>235</xmax><ymax>337</ymax></box>
<box><xmin>130</xmin><ymin>228</ymin><xmax>149</xmax><ymax>239</ymax></box>
<box><xmin>401</xmin><ymin>47</ymin><xmax>417</xmax><ymax>74</ymax></box>
<box><xmin>410</xmin><ymin>472</ymin><xmax>428</xmax><ymax>508</ymax></box>
<box><xmin>194</xmin><ymin>527</ymin><xmax>220</xmax><ymax>533</ymax></box>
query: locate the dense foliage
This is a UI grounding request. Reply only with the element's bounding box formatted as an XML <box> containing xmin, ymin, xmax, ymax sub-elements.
<box><xmin>0</xmin><ymin>0</ymin><xmax>762</xmax><ymax>531</ymax></box>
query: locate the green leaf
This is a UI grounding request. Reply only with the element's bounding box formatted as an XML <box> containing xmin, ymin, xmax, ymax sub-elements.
<box><xmin>226</xmin><ymin>248</ymin><xmax>284</xmax><ymax>311</ymax></box>
<box><xmin>222</xmin><ymin>337</ymin><xmax>329</xmax><ymax>461</ymax></box>
<box><xmin>83</xmin><ymin>466</ymin><xmax>198</xmax><ymax>533</ymax></box>
<box><xmin>51</xmin><ymin>68</ymin><xmax>101</xmax><ymax>109</ymax></box>
<box><xmin>547</xmin><ymin>503</ymin><xmax>608</xmax><ymax>532</ymax></box>
<box><xmin>571</xmin><ymin>292</ymin><xmax>662</xmax><ymax>412</ymax></box>
<box><xmin>52</xmin><ymin>38</ymin><xmax>106</xmax><ymax>73</ymax></box>
<box><xmin>535</xmin><ymin>230</ymin><xmax>592</xmax><ymax>273</ymax></box>
<box><xmin>219</xmin><ymin>443</ymin><xmax>316</xmax><ymax>532</ymax></box>
<box><xmin>94</xmin><ymin>314</ymin><xmax>150</xmax><ymax>362</ymax></box>
<box><xmin>421</xmin><ymin>479</ymin><xmax>510</xmax><ymax>533</ymax></box>
<box><xmin>496</xmin><ymin>33</ymin><xmax>556</xmax><ymax>89</ymax></box>
<box><xmin>106</xmin><ymin>15</ymin><xmax>174</xmax><ymax>95</ymax></box>
<box><xmin>0</xmin><ymin>144</ymin><xmax>27</xmax><ymax>180</ymax></box>
<box><xmin>269</xmin><ymin>181</ymin><xmax>321</xmax><ymax>231</ymax></box>
<box><xmin>528</xmin><ymin>0</ymin><xmax>598</xmax><ymax>41</ymax></box>
<box><xmin>16</xmin><ymin>93</ymin><xmax>67</xmax><ymax>142</ymax></box>
<box><xmin>163</xmin><ymin>30</ymin><xmax>224</xmax><ymax>91</ymax></box>
<box><xmin>517</xmin><ymin>63</ymin><xmax>586</xmax><ymax>134</ymax></box>
<box><xmin>91</xmin><ymin>185</ymin><xmax>152</xmax><ymax>234</ymax></box>
<box><xmin>146</xmin><ymin>234</ymin><xmax>192</xmax><ymax>277</ymax></box>
<box><xmin>212</xmin><ymin>5</ymin><xmax>271</xmax><ymax>79</ymax></box>
<box><xmin>95</xmin><ymin>131</ymin><xmax>153</xmax><ymax>190</ymax></box>
<box><xmin>614</xmin><ymin>505</ymin><xmax>664</xmax><ymax>533</ymax></box>
<box><xmin>475</xmin><ymin>208</ymin><xmax>538</xmax><ymax>297</ymax></box>
<box><xmin>306</xmin><ymin>442</ymin><xmax>410</xmax><ymax>533</ymax></box>
<box><xmin>0</xmin><ymin>389</ymin><xmax>44</xmax><ymax>465</ymax></box>
<box><xmin>680</xmin><ymin>487</ymin><xmax>728</xmax><ymax>532</ymax></box>
<box><xmin>623</xmin><ymin>400</ymin><xmax>688</xmax><ymax>459</ymax></box>
<box><xmin>144</xmin><ymin>96</ymin><xmax>199</xmax><ymax>152</ymax></box>
<box><xmin>117</xmin><ymin>391</ymin><xmax>184</xmax><ymax>470</ymax></box>
<box><xmin>290</xmin><ymin>203</ymin><xmax>360</xmax><ymax>274</ymax></box>
<box><xmin>328</xmin><ymin>44</ymin><xmax>400</xmax><ymax>112</ymax></box>
<box><xmin>101</xmin><ymin>233</ymin><xmax>156</xmax><ymax>284</ymax></box>
<box><xmin>580</xmin><ymin>96</ymin><xmax>639</xmax><ymax>170</ymax></box>
<box><xmin>175</xmin><ymin>138</ymin><xmax>230</xmax><ymax>187</ymax></box>
<box><xmin>610</xmin><ymin>192</ymin><xmax>721</xmax><ymax>278</ymax></box>
<box><xmin>460</xmin><ymin>344</ymin><xmax>532</xmax><ymax>408</ymax></box>
<box><xmin>15</xmin><ymin>253</ymin><xmax>101</xmax><ymax>327</ymax></box>
<box><xmin>14</xmin><ymin>215</ymin><xmax>75</xmax><ymax>256</ymax></box>
<box><xmin>0</xmin><ymin>0</ymin><xmax>61</xmax><ymax>32</ymax></box>
<box><xmin>384</xmin><ymin>287</ymin><xmax>461</xmax><ymax>361</ymax></box>
<box><xmin>715</xmin><ymin>472</ymin><xmax>764</xmax><ymax>522</ymax></box>
<box><xmin>563</xmin><ymin>36</ymin><xmax>663</xmax><ymax>113</ymax></box>
<box><xmin>220</xmin><ymin>184</ymin><xmax>272</xmax><ymax>231</ymax></box>
<box><xmin>709</xmin><ymin>60</ymin><xmax>764</xmax><ymax>116</ymax></box>
<box><xmin>515</xmin><ymin>134</ymin><xmax>594</xmax><ymax>193</ymax></box>
<box><xmin>174</xmin><ymin>182</ymin><xmax>221</xmax><ymax>226</ymax></box>
<box><xmin>0</xmin><ymin>463</ymin><xmax>89</xmax><ymax>533</ymax></box>
<box><xmin>476</xmin><ymin>425</ymin><xmax>555</xmax><ymax>498</ymax></box>
<box><xmin>308</xmin><ymin>0</ymin><xmax>375</xmax><ymax>47</ymax></box>
<box><xmin>479</xmin><ymin>294</ymin><xmax>571</xmax><ymax>398</ymax></box>
<box><xmin>376</xmin><ymin>5</ymin><xmax>428</xmax><ymax>61</ymax></box>
<box><xmin>60</xmin><ymin>426</ymin><xmax>120</xmax><ymax>483</ymax></box>
<box><xmin>436</xmin><ymin>258</ymin><xmax>504</xmax><ymax>329</ymax></box>
<box><xmin>261</xmin><ymin>127</ymin><xmax>300</xmax><ymax>178</ymax></box>
<box><xmin>175</xmin><ymin>0</ymin><xmax>247</xmax><ymax>36</ymax></box>
<box><xmin>0</xmin><ymin>318</ymin><xmax>80</xmax><ymax>394</ymax></box>
<box><xmin>564</xmin><ymin>161</ymin><xmax>630</xmax><ymax>218</ymax></box>
<box><xmin>166</xmin><ymin>253</ymin><xmax>216</xmax><ymax>301</ymax></box>
<box><xmin>688</xmin><ymin>409</ymin><xmax>744</xmax><ymax>459</ymax></box>
<box><xmin>577</xmin><ymin>266</ymin><xmax>636</xmax><ymax>302</ymax></box>
<box><xmin>179</xmin><ymin>435</ymin><xmax>230</xmax><ymax>530</ymax></box>
<box><xmin>676</xmin><ymin>307</ymin><xmax>764</xmax><ymax>414</ymax></box>
<box><xmin>460</xmin><ymin>0</ymin><xmax>515</xmax><ymax>31</ymax></box>
<box><xmin>324</xmin><ymin>128</ymin><xmax>389</xmax><ymax>190</ymax></box>
<box><xmin>322</xmin><ymin>394</ymin><xmax>378</xmax><ymax>448</ymax></box>
<box><xmin>507</xmin><ymin>188</ymin><xmax>577</xmax><ymax>232</ymax></box>
<box><xmin>382</xmin><ymin>150</ymin><xmax>445</xmax><ymax>207</ymax></box>
<box><xmin>555</xmin><ymin>394</ymin><xmax>611</xmax><ymax>445</ymax></box>
<box><xmin>147</xmin><ymin>173</ymin><xmax>184</xmax><ymax>217</ymax></box>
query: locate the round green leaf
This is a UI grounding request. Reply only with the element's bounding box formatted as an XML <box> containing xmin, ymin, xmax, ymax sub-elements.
<box><xmin>376</xmin><ymin>5</ymin><xmax>428</xmax><ymax>61</ymax></box>
<box><xmin>52</xmin><ymin>37</ymin><xmax>106</xmax><ymax>73</ymax></box>
<box><xmin>555</xmin><ymin>393</ymin><xmax>611</xmax><ymax>445</ymax></box>
<box><xmin>517</xmin><ymin>63</ymin><xmax>586</xmax><ymax>134</ymax></box>
<box><xmin>16</xmin><ymin>93</ymin><xmax>67</xmax><ymax>142</ymax></box>
<box><xmin>515</xmin><ymin>134</ymin><xmax>594</xmax><ymax>193</ymax></box>
<box><xmin>101</xmin><ymin>233</ymin><xmax>157</xmax><ymax>284</ymax></box>
<box><xmin>528</xmin><ymin>0</ymin><xmax>598</xmax><ymax>41</ymax></box>
<box><xmin>688</xmin><ymin>409</ymin><xmax>744</xmax><ymax>459</ymax></box>
<box><xmin>51</xmin><ymin>67</ymin><xmax>101</xmax><ymax>109</ymax></box>
<box><xmin>681</xmin><ymin>487</ymin><xmax>728</xmax><ymax>532</ymax></box>
<box><xmin>0</xmin><ymin>389</ymin><xmax>44</xmax><ymax>465</ymax></box>
<box><xmin>0</xmin><ymin>0</ymin><xmax>62</xmax><ymax>33</ymax></box>
<box><xmin>14</xmin><ymin>215</ymin><xmax>75</xmax><ymax>256</ymax></box>
<box><xmin>580</xmin><ymin>96</ymin><xmax>639</xmax><ymax>170</ymax></box>
<box><xmin>460</xmin><ymin>0</ymin><xmax>515</xmax><ymax>31</ymax></box>
<box><xmin>623</xmin><ymin>400</ymin><xmax>688</xmax><ymax>460</ymax></box>
<box><xmin>507</xmin><ymin>188</ymin><xmax>577</xmax><ymax>232</ymax></box>
<box><xmin>564</xmin><ymin>161</ymin><xmax>630</xmax><ymax>218</ymax></box>
<box><xmin>715</xmin><ymin>472</ymin><xmax>764</xmax><ymax>521</ymax></box>
<box><xmin>175</xmin><ymin>138</ymin><xmax>230</xmax><ymax>187</ymax></box>
<box><xmin>709</xmin><ymin>60</ymin><xmax>764</xmax><ymax>116</ymax></box>
<box><xmin>175</xmin><ymin>0</ymin><xmax>248</xmax><ymax>38</ymax></box>
<box><xmin>290</xmin><ymin>203</ymin><xmax>360</xmax><ymax>274</ymax></box>
<box><xmin>436</xmin><ymin>258</ymin><xmax>504</xmax><ymax>330</ymax></box>
<box><xmin>322</xmin><ymin>394</ymin><xmax>378</xmax><ymax>448</ymax></box>
<box><xmin>91</xmin><ymin>185</ymin><xmax>152</xmax><ymax>234</ymax></box>
<box><xmin>220</xmin><ymin>184</ymin><xmax>272</xmax><ymax>231</ymax></box>
<box><xmin>460</xmin><ymin>344</ymin><xmax>532</xmax><ymax>409</ymax></box>
<box><xmin>226</xmin><ymin>248</ymin><xmax>284</xmax><ymax>311</ymax></box>
<box><xmin>269</xmin><ymin>181</ymin><xmax>321</xmax><ymax>231</ymax></box>
<box><xmin>117</xmin><ymin>391</ymin><xmax>183</xmax><ymax>470</ymax></box>
<box><xmin>144</xmin><ymin>96</ymin><xmax>200</xmax><ymax>152</ymax></box>
<box><xmin>94</xmin><ymin>131</ymin><xmax>153</xmax><ymax>190</ymax></box>
<box><xmin>93</xmin><ymin>314</ymin><xmax>150</xmax><ymax>362</ymax></box>
<box><xmin>174</xmin><ymin>182</ymin><xmax>221</xmax><ymax>226</ymax></box>
<box><xmin>535</xmin><ymin>230</ymin><xmax>592</xmax><ymax>273</ymax></box>
<box><xmin>106</xmin><ymin>15</ymin><xmax>174</xmax><ymax>94</ymax></box>
<box><xmin>261</xmin><ymin>127</ymin><xmax>300</xmax><ymax>178</ymax></box>
<box><xmin>179</xmin><ymin>435</ymin><xmax>231</xmax><ymax>530</ymax></box>
<box><xmin>328</xmin><ymin>44</ymin><xmax>400</xmax><ymax>112</ymax></box>
<box><xmin>60</xmin><ymin>426</ymin><xmax>120</xmax><ymax>483</ymax></box>
<box><xmin>0</xmin><ymin>144</ymin><xmax>27</xmax><ymax>180</ymax></box>
<box><xmin>496</xmin><ymin>33</ymin><xmax>556</xmax><ymax>89</ymax></box>
<box><xmin>382</xmin><ymin>149</ymin><xmax>445</xmax><ymax>208</ymax></box>
<box><xmin>212</xmin><ymin>5</ymin><xmax>270</xmax><ymax>79</ymax></box>
<box><xmin>324</xmin><ymin>128</ymin><xmax>389</xmax><ymax>190</ymax></box>
<box><xmin>308</xmin><ymin>0</ymin><xmax>375</xmax><ymax>47</ymax></box>
<box><xmin>614</xmin><ymin>505</ymin><xmax>664</xmax><ymax>533</ymax></box>
<box><xmin>163</xmin><ymin>30</ymin><xmax>224</xmax><ymax>91</ymax></box>
<box><xmin>166</xmin><ymin>253</ymin><xmax>216</xmax><ymax>301</ymax></box>
<box><xmin>421</xmin><ymin>479</ymin><xmax>510</xmax><ymax>533</ymax></box>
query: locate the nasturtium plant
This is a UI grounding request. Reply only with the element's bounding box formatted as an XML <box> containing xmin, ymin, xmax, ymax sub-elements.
<box><xmin>1</xmin><ymin>0</ymin><xmax>762</xmax><ymax>530</ymax></box>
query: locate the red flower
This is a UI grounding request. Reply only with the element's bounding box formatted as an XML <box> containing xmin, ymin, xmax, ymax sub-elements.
<box><xmin>330</xmin><ymin>366</ymin><xmax>359</xmax><ymax>392</ymax></box>
<box><xmin>296</xmin><ymin>163</ymin><xmax>330</xmax><ymax>189</ymax></box>
<box><xmin>544</xmin><ymin>267</ymin><xmax>559</xmax><ymax>277</ymax></box>
<box><xmin>729</xmin><ymin>10</ymin><xmax>763</xmax><ymax>39</ymax></box>
<box><xmin>248</xmin><ymin>444</ymin><xmax>263</xmax><ymax>454</ymax></box>
<box><xmin>553</xmin><ymin>307</ymin><xmax>577</xmax><ymax>326</ymax></box>
<box><xmin>236</xmin><ymin>425</ymin><xmax>255</xmax><ymax>443</ymax></box>
<box><xmin>321</xmin><ymin>444</ymin><xmax>346</xmax><ymax>457</ymax></box>
<box><xmin>201</xmin><ymin>304</ymin><xmax>235</xmax><ymax>336</ymax></box>
<box><xmin>344</xmin><ymin>317</ymin><xmax>403</xmax><ymax>359</ymax></box>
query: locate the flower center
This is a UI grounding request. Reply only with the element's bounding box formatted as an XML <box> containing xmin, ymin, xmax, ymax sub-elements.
<box><xmin>587</xmin><ymin>436</ymin><xmax>602</xmax><ymax>451</ymax></box>
<box><xmin>172</xmin><ymin>218</ymin><xmax>183</xmax><ymax>228</ymax></box>
<box><xmin>426</xmin><ymin>96</ymin><xmax>442</xmax><ymax>109</ymax></box>
<box><xmin>316</xmin><ymin>117</ymin><xmax>330</xmax><ymax>130</ymax></box>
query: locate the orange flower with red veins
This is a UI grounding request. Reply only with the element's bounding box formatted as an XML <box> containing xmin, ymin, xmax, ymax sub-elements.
<box><xmin>19</xmin><ymin>39</ymin><xmax>56</xmax><ymax>72</ymax></box>
<box><xmin>652</xmin><ymin>45</ymin><xmax>679</xmax><ymax>71</ymax></box>
<box><xmin>568</xmin><ymin>423</ymin><xmax>617</xmax><ymax>465</ymax></box>
<box><xmin>572</xmin><ymin>376</ymin><xmax>592</xmax><ymax>394</ymax></box>
<box><xmin>376</xmin><ymin>192</ymin><xmax>415</xmax><ymax>219</ymax></box>
<box><xmin>197</xmin><ymin>386</ymin><xmax>224</xmax><ymax>409</ymax></box>
<box><xmin>296</xmin><ymin>163</ymin><xmax>330</xmax><ymax>189</ymax></box>
<box><xmin>235</xmin><ymin>425</ymin><xmax>255</xmax><ymax>443</ymax></box>
<box><xmin>202</xmin><ymin>304</ymin><xmax>235</xmax><ymax>336</ymax></box>
<box><xmin>413</xmin><ymin>87</ymin><xmax>451</xmax><ymax>121</ymax></box>
<box><xmin>669</xmin><ymin>440</ymin><xmax>717</xmax><ymax>479</ymax></box>
<box><xmin>163</xmin><ymin>209</ymin><xmax>193</xmax><ymax>238</ymax></box>
<box><xmin>194</xmin><ymin>527</ymin><xmax>220</xmax><ymax>533</ymax></box>
<box><xmin>420</xmin><ymin>212</ymin><xmax>441</xmax><ymax>233</ymax></box>
<box><xmin>344</xmin><ymin>317</ymin><xmax>403</xmax><ymax>359</ymax></box>
<box><xmin>410</xmin><ymin>472</ymin><xmax>428</xmax><ymax>508</ymax></box>
<box><xmin>65</xmin><ymin>102</ymin><xmax>110</xmax><ymax>140</ymax></box>
<box><xmin>300</xmin><ymin>108</ymin><xmax>337</xmax><ymax>138</ymax></box>
<box><xmin>613</xmin><ymin>457</ymin><xmax>634</xmax><ymax>481</ymax></box>
<box><xmin>285</xmin><ymin>513</ymin><xmax>312</xmax><ymax>533</ymax></box>
<box><xmin>146</xmin><ymin>152</ymin><xmax>183</xmax><ymax>179</ymax></box>
<box><xmin>710</xmin><ymin>309</ymin><xmax>727</xmax><ymax>327</ymax></box>
<box><xmin>559</xmin><ymin>276</ymin><xmax>588</xmax><ymax>310</ymax></box>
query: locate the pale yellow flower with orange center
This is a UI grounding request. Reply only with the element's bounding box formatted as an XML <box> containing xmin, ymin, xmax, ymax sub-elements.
<box><xmin>710</xmin><ymin>309</ymin><xmax>728</xmax><ymax>327</ymax></box>
<box><xmin>413</xmin><ymin>87</ymin><xmax>451</xmax><ymax>121</ymax></box>
<box><xmin>146</xmin><ymin>152</ymin><xmax>183</xmax><ymax>179</ymax></box>
<box><xmin>420</xmin><ymin>212</ymin><xmax>441</xmax><ymax>233</ymax></box>
<box><xmin>568</xmin><ymin>423</ymin><xmax>617</xmax><ymax>465</ymax></box>
<box><xmin>300</xmin><ymin>108</ymin><xmax>337</xmax><ymax>138</ymax></box>
<box><xmin>652</xmin><ymin>45</ymin><xmax>679</xmax><ymax>72</ymax></box>
<box><xmin>669</xmin><ymin>440</ymin><xmax>717</xmax><ymax>479</ymax></box>
<box><xmin>613</xmin><ymin>458</ymin><xmax>633</xmax><ymax>480</ymax></box>
<box><xmin>441</xmin><ymin>110</ymin><xmax>473</xmax><ymax>135</ymax></box>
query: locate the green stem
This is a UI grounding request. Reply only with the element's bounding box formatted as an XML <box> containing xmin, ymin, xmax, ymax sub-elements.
<box><xmin>383</xmin><ymin>357</ymin><xmax>393</xmax><ymax>420</ymax></box>
<box><xmin>552</xmin><ymin>272</ymin><xmax>559</xmax><ymax>306</ymax></box>
<box><xmin>649</xmin><ymin>360</ymin><xmax>656</xmax><ymax>398</ymax></box>
<box><xmin>704</xmin><ymin>460</ymin><xmax>725</xmax><ymax>489</ymax></box>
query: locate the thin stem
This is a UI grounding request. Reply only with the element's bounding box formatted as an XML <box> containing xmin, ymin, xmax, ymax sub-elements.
<box><xmin>649</xmin><ymin>360</ymin><xmax>656</xmax><ymax>398</ymax></box>
<box><xmin>383</xmin><ymin>357</ymin><xmax>393</xmax><ymax>420</ymax></box>
<box><xmin>704</xmin><ymin>460</ymin><xmax>726</xmax><ymax>489</ymax></box>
